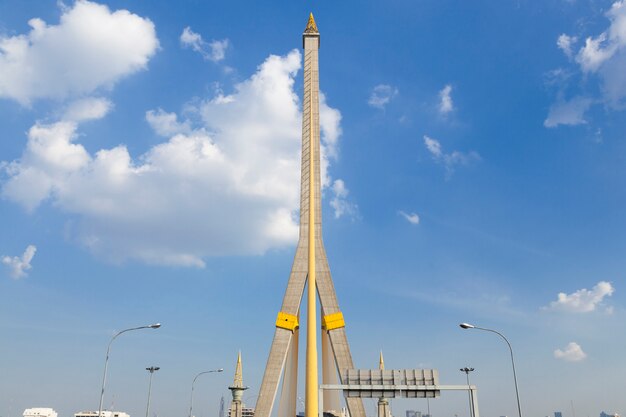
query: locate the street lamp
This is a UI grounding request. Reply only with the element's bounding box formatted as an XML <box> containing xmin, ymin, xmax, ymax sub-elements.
<box><xmin>459</xmin><ymin>323</ymin><xmax>522</xmax><ymax>417</ymax></box>
<box><xmin>189</xmin><ymin>369</ymin><xmax>224</xmax><ymax>417</ymax></box>
<box><xmin>97</xmin><ymin>323</ymin><xmax>161</xmax><ymax>417</ymax></box>
<box><xmin>145</xmin><ymin>366</ymin><xmax>160</xmax><ymax>417</ymax></box>
<box><xmin>459</xmin><ymin>367</ymin><xmax>475</xmax><ymax>417</ymax></box>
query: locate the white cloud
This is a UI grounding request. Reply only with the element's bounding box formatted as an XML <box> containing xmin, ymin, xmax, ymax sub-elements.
<box><xmin>368</xmin><ymin>84</ymin><xmax>398</xmax><ymax>109</ymax></box>
<box><xmin>180</xmin><ymin>27</ymin><xmax>229</xmax><ymax>62</ymax></box>
<box><xmin>557</xmin><ymin>34</ymin><xmax>578</xmax><ymax>59</ymax></box>
<box><xmin>438</xmin><ymin>84</ymin><xmax>454</xmax><ymax>114</ymax></box>
<box><xmin>577</xmin><ymin>33</ymin><xmax>616</xmax><ymax>72</ymax></box>
<box><xmin>424</xmin><ymin>135</ymin><xmax>443</xmax><ymax>158</ymax></box>
<box><xmin>2</xmin><ymin>50</ymin><xmax>344</xmax><ymax>266</ymax></box>
<box><xmin>63</xmin><ymin>97</ymin><xmax>113</xmax><ymax>122</ymax></box>
<box><xmin>576</xmin><ymin>1</ymin><xmax>626</xmax><ymax>106</ymax></box>
<box><xmin>208</xmin><ymin>39</ymin><xmax>229</xmax><ymax>62</ymax></box>
<box><xmin>546</xmin><ymin>2</ymin><xmax>626</xmax><ymax>124</ymax></box>
<box><xmin>423</xmin><ymin>135</ymin><xmax>480</xmax><ymax>177</ymax></box>
<box><xmin>544</xmin><ymin>96</ymin><xmax>594</xmax><ymax>127</ymax></box>
<box><xmin>145</xmin><ymin>108</ymin><xmax>192</xmax><ymax>137</ymax></box>
<box><xmin>0</xmin><ymin>1</ymin><xmax>159</xmax><ymax>105</ymax></box>
<box><xmin>545</xmin><ymin>281</ymin><xmax>615</xmax><ymax>313</ymax></box>
<box><xmin>554</xmin><ymin>342</ymin><xmax>587</xmax><ymax>362</ymax></box>
<box><xmin>329</xmin><ymin>179</ymin><xmax>357</xmax><ymax>219</ymax></box>
<box><xmin>399</xmin><ymin>211</ymin><xmax>420</xmax><ymax>225</ymax></box>
<box><xmin>2</xmin><ymin>245</ymin><xmax>37</xmax><ymax>279</ymax></box>
<box><xmin>319</xmin><ymin>92</ymin><xmax>342</xmax><ymax>160</ymax></box>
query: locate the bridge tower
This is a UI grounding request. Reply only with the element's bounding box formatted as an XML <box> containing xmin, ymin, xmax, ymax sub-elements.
<box><xmin>254</xmin><ymin>14</ymin><xmax>366</xmax><ymax>417</ymax></box>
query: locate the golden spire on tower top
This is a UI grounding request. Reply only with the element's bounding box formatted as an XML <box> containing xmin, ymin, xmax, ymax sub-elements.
<box><xmin>304</xmin><ymin>12</ymin><xmax>319</xmax><ymax>34</ymax></box>
<box><xmin>233</xmin><ymin>350</ymin><xmax>243</xmax><ymax>388</ymax></box>
<box><xmin>379</xmin><ymin>351</ymin><xmax>385</xmax><ymax>370</ymax></box>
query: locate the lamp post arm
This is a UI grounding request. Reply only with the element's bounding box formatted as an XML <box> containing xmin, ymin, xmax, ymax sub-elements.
<box><xmin>189</xmin><ymin>372</ymin><xmax>209</xmax><ymax>417</ymax></box>
<box><xmin>474</xmin><ymin>327</ymin><xmax>522</xmax><ymax>417</ymax></box>
<box><xmin>98</xmin><ymin>326</ymin><xmax>157</xmax><ymax>417</ymax></box>
<box><xmin>189</xmin><ymin>369</ymin><xmax>222</xmax><ymax>417</ymax></box>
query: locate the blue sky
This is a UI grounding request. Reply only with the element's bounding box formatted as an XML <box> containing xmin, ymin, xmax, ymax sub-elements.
<box><xmin>1</xmin><ymin>1</ymin><xmax>625</xmax><ymax>417</ymax></box>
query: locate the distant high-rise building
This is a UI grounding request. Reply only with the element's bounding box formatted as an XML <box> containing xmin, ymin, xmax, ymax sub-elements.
<box><xmin>23</xmin><ymin>408</ymin><xmax>57</xmax><ymax>417</ymax></box>
<box><xmin>555</xmin><ymin>411</ymin><xmax>563</xmax><ymax>417</ymax></box>
<box><xmin>405</xmin><ymin>411</ymin><xmax>422</xmax><ymax>417</ymax></box>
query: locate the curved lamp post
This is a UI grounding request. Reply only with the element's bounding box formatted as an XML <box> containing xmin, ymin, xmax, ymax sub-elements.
<box><xmin>189</xmin><ymin>369</ymin><xmax>224</xmax><ymax>417</ymax></box>
<box><xmin>145</xmin><ymin>366</ymin><xmax>160</xmax><ymax>417</ymax></box>
<box><xmin>459</xmin><ymin>323</ymin><xmax>522</xmax><ymax>417</ymax></box>
<box><xmin>97</xmin><ymin>323</ymin><xmax>161</xmax><ymax>417</ymax></box>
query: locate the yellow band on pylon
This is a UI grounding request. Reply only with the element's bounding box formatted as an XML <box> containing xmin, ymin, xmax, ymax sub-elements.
<box><xmin>276</xmin><ymin>312</ymin><xmax>299</xmax><ymax>331</ymax></box>
<box><xmin>322</xmin><ymin>312</ymin><xmax>345</xmax><ymax>331</ymax></box>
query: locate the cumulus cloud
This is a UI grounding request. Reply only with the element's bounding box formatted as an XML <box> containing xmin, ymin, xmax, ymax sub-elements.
<box><xmin>0</xmin><ymin>1</ymin><xmax>158</xmax><ymax>105</ymax></box>
<box><xmin>574</xmin><ymin>0</ymin><xmax>626</xmax><ymax>75</ymax></box>
<box><xmin>329</xmin><ymin>179</ymin><xmax>358</xmax><ymax>219</ymax></box>
<box><xmin>63</xmin><ymin>97</ymin><xmax>113</xmax><ymax>122</ymax></box>
<box><xmin>423</xmin><ymin>135</ymin><xmax>480</xmax><ymax>177</ymax></box>
<box><xmin>557</xmin><ymin>34</ymin><xmax>578</xmax><ymax>59</ymax></box>
<box><xmin>398</xmin><ymin>211</ymin><xmax>420</xmax><ymax>225</ymax></box>
<box><xmin>544</xmin><ymin>96</ymin><xmax>594</xmax><ymax>127</ymax></box>
<box><xmin>546</xmin><ymin>2</ymin><xmax>626</xmax><ymax>125</ymax></box>
<box><xmin>368</xmin><ymin>84</ymin><xmax>398</xmax><ymax>109</ymax></box>
<box><xmin>180</xmin><ymin>27</ymin><xmax>229</xmax><ymax>62</ymax></box>
<box><xmin>554</xmin><ymin>342</ymin><xmax>587</xmax><ymax>362</ymax></box>
<box><xmin>2</xmin><ymin>245</ymin><xmax>37</xmax><ymax>279</ymax></box>
<box><xmin>438</xmin><ymin>84</ymin><xmax>454</xmax><ymax>115</ymax></box>
<box><xmin>145</xmin><ymin>109</ymin><xmax>192</xmax><ymax>137</ymax></box>
<box><xmin>2</xmin><ymin>50</ymin><xmax>343</xmax><ymax>266</ymax></box>
<box><xmin>545</xmin><ymin>281</ymin><xmax>614</xmax><ymax>313</ymax></box>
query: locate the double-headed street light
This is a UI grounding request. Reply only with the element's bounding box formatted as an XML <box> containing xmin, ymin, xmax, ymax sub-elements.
<box><xmin>459</xmin><ymin>323</ymin><xmax>522</xmax><ymax>417</ymax></box>
<box><xmin>459</xmin><ymin>367</ymin><xmax>475</xmax><ymax>417</ymax></box>
<box><xmin>189</xmin><ymin>369</ymin><xmax>224</xmax><ymax>417</ymax></box>
<box><xmin>145</xmin><ymin>366</ymin><xmax>160</xmax><ymax>417</ymax></box>
<box><xmin>97</xmin><ymin>323</ymin><xmax>161</xmax><ymax>417</ymax></box>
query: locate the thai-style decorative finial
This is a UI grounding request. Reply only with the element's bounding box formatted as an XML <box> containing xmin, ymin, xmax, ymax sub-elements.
<box><xmin>229</xmin><ymin>351</ymin><xmax>248</xmax><ymax>403</ymax></box>
<box><xmin>233</xmin><ymin>351</ymin><xmax>243</xmax><ymax>388</ymax></box>
<box><xmin>304</xmin><ymin>13</ymin><xmax>319</xmax><ymax>34</ymax></box>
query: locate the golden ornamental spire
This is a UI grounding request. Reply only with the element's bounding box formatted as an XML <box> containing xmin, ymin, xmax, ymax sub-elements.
<box><xmin>379</xmin><ymin>351</ymin><xmax>385</xmax><ymax>370</ymax></box>
<box><xmin>304</xmin><ymin>12</ymin><xmax>319</xmax><ymax>34</ymax></box>
<box><xmin>233</xmin><ymin>350</ymin><xmax>243</xmax><ymax>388</ymax></box>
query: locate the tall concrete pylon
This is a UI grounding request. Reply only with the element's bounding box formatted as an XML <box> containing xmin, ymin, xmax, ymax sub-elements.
<box><xmin>254</xmin><ymin>14</ymin><xmax>366</xmax><ymax>417</ymax></box>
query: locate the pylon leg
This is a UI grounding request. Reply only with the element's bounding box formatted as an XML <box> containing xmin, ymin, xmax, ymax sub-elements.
<box><xmin>322</xmin><ymin>326</ymin><xmax>341</xmax><ymax>415</ymax></box>
<box><xmin>316</xmin><ymin>249</ymin><xmax>366</xmax><ymax>417</ymax></box>
<box><xmin>278</xmin><ymin>327</ymin><xmax>299</xmax><ymax>417</ymax></box>
<box><xmin>255</xmin><ymin>245</ymin><xmax>308</xmax><ymax>417</ymax></box>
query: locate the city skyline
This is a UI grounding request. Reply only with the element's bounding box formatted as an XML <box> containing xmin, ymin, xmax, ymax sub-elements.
<box><xmin>1</xmin><ymin>2</ymin><xmax>625</xmax><ymax>417</ymax></box>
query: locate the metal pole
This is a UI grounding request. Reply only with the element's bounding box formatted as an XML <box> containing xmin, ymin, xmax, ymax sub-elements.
<box><xmin>460</xmin><ymin>324</ymin><xmax>522</xmax><ymax>417</ymax></box>
<box><xmin>460</xmin><ymin>368</ymin><xmax>475</xmax><ymax>417</ymax></box>
<box><xmin>98</xmin><ymin>324</ymin><xmax>161</xmax><ymax>417</ymax></box>
<box><xmin>145</xmin><ymin>367</ymin><xmax>160</xmax><ymax>417</ymax></box>
<box><xmin>189</xmin><ymin>369</ymin><xmax>223</xmax><ymax>417</ymax></box>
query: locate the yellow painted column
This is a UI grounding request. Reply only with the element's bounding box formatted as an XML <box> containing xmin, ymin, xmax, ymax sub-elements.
<box><xmin>305</xmin><ymin>43</ymin><xmax>319</xmax><ymax>417</ymax></box>
<box><xmin>305</xmin><ymin>14</ymin><xmax>319</xmax><ymax>417</ymax></box>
